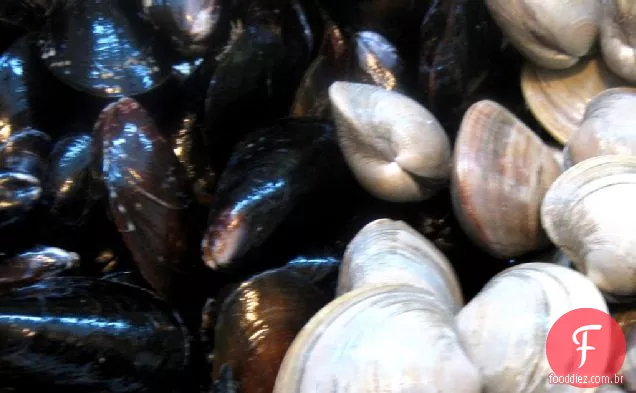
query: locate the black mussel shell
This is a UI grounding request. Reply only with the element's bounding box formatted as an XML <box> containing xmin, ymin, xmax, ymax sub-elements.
<box><xmin>211</xmin><ymin>267</ymin><xmax>329</xmax><ymax>393</ymax></box>
<box><xmin>418</xmin><ymin>0</ymin><xmax>501</xmax><ymax>129</ymax></box>
<box><xmin>37</xmin><ymin>0</ymin><xmax>173</xmax><ymax>98</ymax></box>
<box><xmin>45</xmin><ymin>133</ymin><xmax>96</xmax><ymax>226</ymax></box>
<box><xmin>100</xmin><ymin>270</ymin><xmax>156</xmax><ymax>292</ymax></box>
<box><xmin>94</xmin><ymin>97</ymin><xmax>204</xmax><ymax>319</ymax></box>
<box><xmin>290</xmin><ymin>19</ymin><xmax>348</xmax><ymax>118</ymax></box>
<box><xmin>283</xmin><ymin>254</ymin><xmax>340</xmax><ymax>297</ymax></box>
<box><xmin>203</xmin><ymin>21</ymin><xmax>286</xmax><ymax>168</ymax></box>
<box><xmin>0</xmin><ymin>245</ymin><xmax>79</xmax><ymax>291</ymax></box>
<box><xmin>0</xmin><ymin>277</ymin><xmax>191</xmax><ymax>393</ymax></box>
<box><xmin>0</xmin><ymin>0</ymin><xmax>57</xmax><ymax>32</ymax></box>
<box><xmin>201</xmin><ymin>118</ymin><xmax>345</xmax><ymax>272</ymax></box>
<box><xmin>350</xmin><ymin>30</ymin><xmax>405</xmax><ymax>91</ymax></box>
<box><xmin>140</xmin><ymin>0</ymin><xmax>227</xmax><ymax>59</ymax></box>
<box><xmin>0</xmin><ymin>127</ymin><xmax>52</xmax><ymax>229</ymax></box>
<box><xmin>0</xmin><ymin>36</ymin><xmax>35</xmax><ymax>134</ymax></box>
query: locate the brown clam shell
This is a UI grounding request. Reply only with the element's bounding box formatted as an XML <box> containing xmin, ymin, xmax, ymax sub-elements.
<box><xmin>451</xmin><ymin>100</ymin><xmax>561</xmax><ymax>259</ymax></box>
<box><xmin>521</xmin><ymin>57</ymin><xmax>628</xmax><ymax>144</ymax></box>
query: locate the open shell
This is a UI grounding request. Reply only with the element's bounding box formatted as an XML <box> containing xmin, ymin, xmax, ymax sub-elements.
<box><xmin>565</xmin><ymin>87</ymin><xmax>636</xmax><ymax>168</ymax></box>
<box><xmin>600</xmin><ymin>0</ymin><xmax>636</xmax><ymax>82</ymax></box>
<box><xmin>541</xmin><ymin>155</ymin><xmax>636</xmax><ymax>296</ymax></box>
<box><xmin>456</xmin><ymin>262</ymin><xmax>608</xmax><ymax>393</ymax></box>
<box><xmin>329</xmin><ymin>81</ymin><xmax>451</xmax><ymax>202</ymax></box>
<box><xmin>521</xmin><ymin>57</ymin><xmax>627</xmax><ymax>144</ymax></box>
<box><xmin>485</xmin><ymin>0</ymin><xmax>599</xmax><ymax>69</ymax></box>
<box><xmin>451</xmin><ymin>100</ymin><xmax>561</xmax><ymax>259</ymax></box>
<box><xmin>337</xmin><ymin>218</ymin><xmax>463</xmax><ymax>312</ymax></box>
<box><xmin>273</xmin><ymin>285</ymin><xmax>481</xmax><ymax>393</ymax></box>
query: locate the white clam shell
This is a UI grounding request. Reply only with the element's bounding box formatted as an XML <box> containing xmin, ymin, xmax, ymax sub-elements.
<box><xmin>600</xmin><ymin>0</ymin><xmax>636</xmax><ymax>82</ymax></box>
<box><xmin>485</xmin><ymin>0</ymin><xmax>599</xmax><ymax>69</ymax></box>
<box><xmin>328</xmin><ymin>81</ymin><xmax>451</xmax><ymax>202</ymax></box>
<box><xmin>566</xmin><ymin>87</ymin><xmax>636</xmax><ymax>168</ymax></box>
<box><xmin>337</xmin><ymin>218</ymin><xmax>463</xmax><ymax>312</ymax></box>
<box><xmin>521</xmin><ymin>58</ymin><xmax>627</xmax><ymax>144</ymax></box>
<box><xmin>622</xmin><ymin>328</ymin><xmax>636</xmax><ymax>390</ymax></box>
<box><xmin>273</xmin><ymin>285</ymin><xmax>481</xmax><ymax>393</ymax></box>
<box><xmin>455</xmin><ymin>262</ymin><xmax>608</xmax><ymax>393</ymax></box>
<box><xmin>541</xmin><ymin>155</ymin><xmax>636</xmax><ymax>296</ymax></box>
<box><xmin>451</xmin><ymin>100</ymin><xmax>561</xmax><ymax>258</ymax></box>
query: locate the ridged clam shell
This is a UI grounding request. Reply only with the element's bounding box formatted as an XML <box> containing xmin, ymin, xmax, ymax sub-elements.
<box><xmin>541</xmin><ymin>155</ymin><xmax>636</xmax><ymax>296</ymax></box>
<box><xmin>485</xmin><ymin>0</ymin><xmax>599</xmax><ymax>69</ymax></box>
<box><xmin>600</xmin><ymin>0</ymin><xmax>636</xmax><ymax>82</ymax></box>
<box><xmin>273</xmin><ymin>285</ymin><xmax>481</xmax><ymax>393</ymax></box>
<box><xmin>337</xmin><ymin>218</ymin><xmax>463</xmax><ymax>312</ymax></box>
<box><xmin>328</xmin><ymin>81</ymin><xmax>451</xmax><ymax>202</ymax></box>
<box><xmin>566</xmin><ymin>87</ymin><xmax>636</xmax><ymax>168</ymax></box>
<box><xmin>456</xmin><ymin>262</ymin><xmax>608</xmax><ymax>393</ymax></box>
<box><xmin>521</xmin><ymin>57</ymin><xmax>627</xmax><ymax>144</ymax></box>
<box><xmin>451</xmin><ymin>100</ymin><xmax>561</xmax><ymax>259</ymax></box>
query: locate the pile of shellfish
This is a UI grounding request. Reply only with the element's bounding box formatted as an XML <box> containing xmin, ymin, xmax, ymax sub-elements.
<box><xmin>1</xmin><ymin>0</ymin><xmax>636</xmax><ymax>392</ymax></box>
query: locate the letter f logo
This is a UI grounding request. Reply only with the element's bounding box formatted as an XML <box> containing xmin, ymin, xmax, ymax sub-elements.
<box><xmin>572</xmin><ymin>324</ymin><xmax>603</xmax><ymax>368</ymax></box>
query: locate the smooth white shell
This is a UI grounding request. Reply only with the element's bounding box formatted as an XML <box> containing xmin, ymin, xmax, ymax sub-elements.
<box><xmin>541</xmin><ymin>155</ymin><xmax>636</xmax><ymax>296</ymax></box>
<box><xmin>329</xmin><ymin>81</ymin><xmax>451</xmax><ymax>202</ymax></box>
<box><xmin>486</xmin><ymin>0</ymin><xmax>600</xmax><ymax>69</ymax></box>
<box><xmin>600</xmin><ymin>0</ymin><xmax>636</xmax><ymax>82</ymax></box>
<box><xmin>456</xmin><ymin>262</ymin><xmax>608</xmax><ymax>393</ymax></box>
<box><xmin>337</xmin><ymin>218</ymin><xmax>463</xmax><ymax>312</ymax></box>
<box><xmin>565</xmin><ymin>87</ymin><xmax>636</xmax><ymax>168</ymax></box>
<box><xmin>274</xmin><ymin>285</ymin><xmax>481</xmax><ymax>393</ymax></box>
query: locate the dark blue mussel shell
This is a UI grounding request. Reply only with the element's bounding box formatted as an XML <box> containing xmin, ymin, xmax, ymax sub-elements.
<box><xmin>94</xmin><ymin>97</ymin><xmax>205</xmax><ymax>329</ymax></box>
<box><xmin>37</xmin><ymin>0</ymin><xmax>173</xmax><ymax>98</ymax></box>
<box><xmin>0</xmin><ymin>245</ymin><xmax>79</xmax><ymax>292</ymax></box>
<box><xmin>0</xmin><ymin>277</ymin><xmax>191</xmax><ymax>393</ymax></box>
<box><xmin>201</xmin><ymin>118</ymin><xmax>346</xmax><ymax>273</ymax></box>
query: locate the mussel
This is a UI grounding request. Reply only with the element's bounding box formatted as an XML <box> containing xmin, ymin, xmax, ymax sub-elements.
<box><xmin>211</xmin><ymin>267</ymin><xmax>330</xmax><ymax>393</ymax></box>
<box><xmin>0</xmin><ymin>245</ymin><xmax>79</xmax><ymax>291</ymax></box>
<box><xmin>0</xmin><ymin>277</ymin><xmax>191</xmax><ymax>393</ymax></box>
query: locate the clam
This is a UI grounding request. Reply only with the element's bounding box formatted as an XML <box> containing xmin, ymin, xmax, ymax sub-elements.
<box><xmin>521</xmin><ymin>57</ymin><xmax>628</xmax><ymax>144</ymax></box>
<box><xmin>338</xmin><ymin>218</ymin><xmax>463</xmax><ymax>312</ymax></box>
<box><xmin>541</xmin><ymin>155</ymin><xmax>636</xmax><ymax>297</ymax></box>
<box><xmin>273</xmin><ymin>285</ymin><xmax>481</xmax><ymax>393</ymax></box>
<box><xmin>565</xmin><ymin>87</ymin><xmax>636</xmax><ymax>168</ymax></box>
<box><xmin>328</xmin><ymin>81</ymin><xmax>451</xmax><ymax>202</ymax></box>
<box><xmin>485</xmin><ymin>0</ymin><xmax>599</xmax><ymax>69</ymax></box>
<box><xmin>455</xmin><ymin>262</ymin><xmax>608</xmax><ymax>393</ymax></box>
<box><xmin>600</xmin><ymin>0</ymin><xmax>636</xmax><ymax>82</ymax></box>
<box><xmin>451</xmin><ymin>100</ymin><xmax>561</xmax><ymax>259</ymax></box>
<box><xmin>623</xmin><ymin>328</ymin><xmax>636</xmax><ymax>391</ymax></box>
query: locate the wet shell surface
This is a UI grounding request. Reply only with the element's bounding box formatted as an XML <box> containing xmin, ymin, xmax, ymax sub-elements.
<box><xmin>451</xmin><ymin>100</ymin><xmax>561</xmax><ymax>258</ymax></box>
<box><xmin>337</xmin><ymin>218</ymin><xmax>463</xmax><ymax>312</ymax></box>
<box><xmin>455</xmin><ymin>262</ymin><xmax>608</xmax><ymax>393</ymax></box>
<box><xmin>600</xmin><ymin>0</ymin><xmax>636</xmax><ymax>82</ymax></box>
<box><xmin>565</xmin><ymin>87</ymin><xmax>636</xmax><ymax>168</ymax></box>
<box><xmin>485</xmin><ymin>0</ymin><xmax>599</xmax><ymax>69</ymax></box>
<box><xmin>273</xmin><ymin>284</ymin><xmax>481</xmax><ymax>393</ymax></box>
<box><xmin>329</xmin><ymin>81</ymin><xmax>451</xmax><ymax>202</ymax></box>
<box><xmin>521</xmin><ymin>57</ymin><xmax>628</xmax><ymax>144</ymax></box>
<box><xmin>541</xmin><ymin>155</ymin><xmax>636</xmax><ymax>296</ymax></box>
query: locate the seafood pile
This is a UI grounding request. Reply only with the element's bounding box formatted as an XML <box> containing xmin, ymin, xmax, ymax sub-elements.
<box><xmin>1</xmin><ymin>0</ymin><xmax>636</xmax><ymax>392</ymax></box>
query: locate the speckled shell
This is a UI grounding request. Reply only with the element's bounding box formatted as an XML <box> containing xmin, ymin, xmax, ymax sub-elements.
<box><xmin>451</xmin><ymin>100</ymin><xmax>561</xmax><ymax>259</ymax></box>
<box><xmin>455</xmin><ymin>262</ymin><xmax>608</xmax><ymax>393</ymax></box>
<box><xmin>329</xmin><ymin>81</ymin><xmax>451</xmax><ymax>202</ymax></box>
<box><xmin>337</xmin><ymin>218</ymin><xmax>463</xmax><ymax>312</ymax></box>
<box><xmin>600</xmin><ymin>0</ymin><xmax>636</xmax><ymax>82</ymax></box>
<box><xmin>521</xmin><ymin>57</ymin><xmax>627</xmax><ymax>144</ymax></box>
<box><xmin>273</xmin><ymin>285</ymin><xmax>481</xmax><ymax>393</ymax></box>
<box><xmin>541</xmin><ymin>155</ymin><xmax>636</xmax><ymax>296</ymax></box>
<box><xmin>485</xmin><ymin>0</ymin><xmax>599</xmax><ymax>69</ymax></box>
<box><xmin>566</xmin><ymin>87</ymin><xmax>636</xmax><ymax>168</ymax></box>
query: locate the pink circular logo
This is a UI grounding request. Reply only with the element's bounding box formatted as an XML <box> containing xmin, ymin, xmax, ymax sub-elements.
<box><xmin>546</xmin><ymin>308</ymin><xmax>626</xmax><ymax>388</ymax></box>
